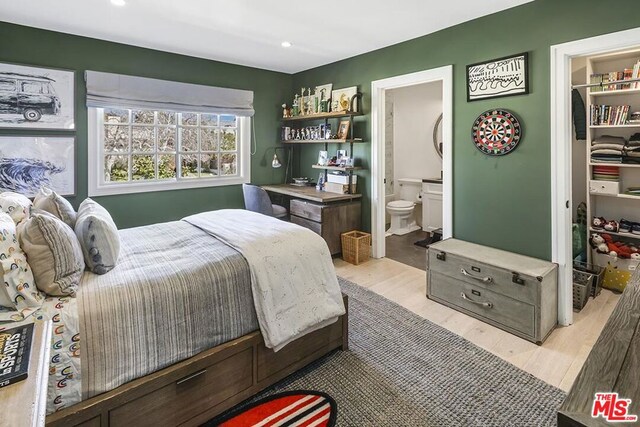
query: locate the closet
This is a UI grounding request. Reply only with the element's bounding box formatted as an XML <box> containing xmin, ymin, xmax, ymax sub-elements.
<box><xmin>579</xmin><ymin>49</ymin><xmax>640</xmax><ymax>292</ymax></box>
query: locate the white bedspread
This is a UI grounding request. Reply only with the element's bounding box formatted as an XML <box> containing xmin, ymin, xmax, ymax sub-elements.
<box><xmin>184</xmin><ymin>209</ymin><xmax>346</xmax><ymax>351</ymax></box>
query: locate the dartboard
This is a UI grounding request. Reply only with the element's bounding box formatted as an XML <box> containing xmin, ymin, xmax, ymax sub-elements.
<box><xmin>471</xmin><ymin>109</ymin><xmax>522</xmax><ymax>156</ymax></box>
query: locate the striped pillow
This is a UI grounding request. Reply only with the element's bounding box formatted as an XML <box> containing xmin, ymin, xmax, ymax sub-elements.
<box><xmin>75</xmin><ymin>199</ymin><xmax>120</xmax><ymax>275</ymax></box>
<box><xmin>18</xmin><ymin>210</ymin><xmax>84</xmax><ymax>296</ymax></box>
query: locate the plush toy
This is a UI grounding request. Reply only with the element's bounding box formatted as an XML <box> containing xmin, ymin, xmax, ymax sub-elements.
<box><xmin>604</xmin><ymin>220</ymin><xmax>619</xmax><ymax>233</ymax></box>
<box><xmin>592</xmin><ymin>217</ymin><xmax>607</xmax><ymax>230</ymax></box>
<box><xmin>601</xmin><ymin>233</ymin><xmax>634</xmax><ymax>258</ymax></box>
<box><xmin>589</xmin><ymin>233</ymin><xmax>609</xmax><ymax>254</ymax></box>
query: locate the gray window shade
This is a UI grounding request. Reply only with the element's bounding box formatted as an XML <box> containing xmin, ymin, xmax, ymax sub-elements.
<box><xmin>85</xmin><ymin>71</ymin><xmax>254</xmax><ymax>116</ymax></box>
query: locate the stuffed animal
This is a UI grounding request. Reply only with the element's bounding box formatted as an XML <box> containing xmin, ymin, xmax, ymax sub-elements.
<box><xmin>592</xmin><ymin>217</ymin><xmax>607</xmax><ymax>230</ymax></box>
<box><xmin>604</xmin><ymin>220</ymin><xmax>619</xmax><ymax>232</ymax></box>
<box><xmin>589</xmin><ymin>233</ymin><xmax>609</xmax><ymax>254</ymax></box>
<box><xmin>601</xmin><ymin>233</ymin><xmax>634</xmax><ymax>258</ymax></box>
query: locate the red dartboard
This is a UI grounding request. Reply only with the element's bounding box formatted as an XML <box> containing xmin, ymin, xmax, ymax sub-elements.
<box><xmin>471</xmin><ymin>109</ymin><xmax>522</xmax><ymax>156</ymax></box>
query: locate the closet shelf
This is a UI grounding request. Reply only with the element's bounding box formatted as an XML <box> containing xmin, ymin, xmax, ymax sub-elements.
<box><xmin>589</xmin><ymin>228</ymin><xmax>640</xmax><ymax>241</ymax></box>
<box><xmin>590</xmin><ymin>192</ymin><xmax>640</xmax><ymax>200</ymax></box>
<box><xmin>589</xmin><ymin>162</ymin><xmax>640</xmax><ymax>168</ymax></box>
<box><xmin>589</xmin><ymin>124</ymin><xmax>640</xmax><ymax>129</ymax></box>
<box><xmin>589</xmin><ymin>87</ymin><xmax>640</xmax><ymax>97</ymax></box>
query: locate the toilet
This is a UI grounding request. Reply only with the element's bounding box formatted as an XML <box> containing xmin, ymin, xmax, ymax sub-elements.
<box><xmin>386</xmin><ymin>178</ymin><xmax>422</xmax><ymax>236</ymax></box>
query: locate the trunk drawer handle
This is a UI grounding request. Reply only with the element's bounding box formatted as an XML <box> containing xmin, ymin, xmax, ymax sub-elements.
<box><xmin>461</xmin><ymin>268</ymin><xmax>493</xmax><ymax>283</ymax></box>
<box><xmin>436</xmin><ymin>251</ymin><xmax>446</xmax><ymax>261</ymax></box>
<box><xmin>460</xmin><ymin>292</ymin><xmax>494</xmax><ymax>309</ymax></box>
<box><xmin>176</xmin><ymin>369</ymin><xmax>207</xmax><ymax>385</ymax></box>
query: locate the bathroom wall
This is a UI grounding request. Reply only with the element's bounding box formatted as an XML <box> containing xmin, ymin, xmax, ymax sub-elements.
<box><xmin>389</xmin><ymin>81</ymin><xmax>443</xmax><ymax>197</ymax></box>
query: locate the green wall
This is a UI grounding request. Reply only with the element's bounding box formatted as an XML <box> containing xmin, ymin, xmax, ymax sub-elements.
<box><xmin>291</xmin><ymin>0</ymin><xmax>640</xmax><ymax>260</ymax></box>
<box><xmin>0</xmin><ymin>22</ymin><xmax>291</xmax><ymax>228</ymax></box>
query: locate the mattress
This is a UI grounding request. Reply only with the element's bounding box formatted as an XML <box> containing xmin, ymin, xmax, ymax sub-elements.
<box><xmin>10</xmin><ymin>220</ymin><xmax>258</xmax><ymax>415</ymax></box>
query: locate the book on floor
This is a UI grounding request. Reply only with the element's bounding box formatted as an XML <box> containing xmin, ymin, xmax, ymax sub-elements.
<box><xmin>0</xmin><ymin>323</ymin><xmax>34</xmax><ymax>388</ymax></box>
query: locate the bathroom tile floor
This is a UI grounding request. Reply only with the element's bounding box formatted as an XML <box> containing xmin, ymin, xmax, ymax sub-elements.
<box><xmin>385</xmin><ymin>229</ymin><xmax>429</xmax><ymax>270</ymax></box>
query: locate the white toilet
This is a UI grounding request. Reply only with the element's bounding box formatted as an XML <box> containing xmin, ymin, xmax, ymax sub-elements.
<box><xmin>386</xmin><ymin>178</ymin><xmax>422</xmax><ymax>236</ymax></box>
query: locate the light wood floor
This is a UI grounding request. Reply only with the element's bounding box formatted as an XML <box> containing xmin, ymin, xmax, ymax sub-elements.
<box><xmin>334</xmin><ymin>257</ymin><xmax>620</xmax><ymax>392</ymax></box>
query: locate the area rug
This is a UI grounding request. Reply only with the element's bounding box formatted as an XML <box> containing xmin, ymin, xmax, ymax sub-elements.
<box><xmin>207</xmin><ymin>278</ymin><xmax>566</xmax><ymax>426</ymax></box>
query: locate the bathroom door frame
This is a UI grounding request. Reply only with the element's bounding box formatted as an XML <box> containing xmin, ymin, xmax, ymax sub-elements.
<box><xmin>371</xmin><ymin>66</ymin><xmax>453</xmax><ymax>258</ymax></box>
<box><xmin>550</xmin><ymin>27</ymin><xmax>640</xmax><ymax>326</ymax></box>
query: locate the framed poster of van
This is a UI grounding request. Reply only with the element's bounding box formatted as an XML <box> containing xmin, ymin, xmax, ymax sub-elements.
<box><xmin>0</xmin><ymin>62</ymin><xmax>75</xmax><ymax>130</ymax></box>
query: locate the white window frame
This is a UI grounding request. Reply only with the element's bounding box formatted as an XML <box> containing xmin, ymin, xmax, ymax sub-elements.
<box><xmin>88</xmin><ymin>107</ymin><xmax>251</xmax><ymax>196</ymax></box>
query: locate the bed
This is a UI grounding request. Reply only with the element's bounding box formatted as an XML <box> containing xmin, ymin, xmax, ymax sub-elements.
<box><xmin>16</xmin><ymin>209</ymin><xmax>348</xmax><ymax>427</ymax></box>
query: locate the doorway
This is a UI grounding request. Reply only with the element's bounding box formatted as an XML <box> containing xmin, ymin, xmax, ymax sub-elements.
<box><xmin>551</xmin><ymin>27</ymin><xmax>640</xmax><ymax>326</ymax></box>
<box><xmin>371</xmin><ymin>66</ymin><xmax>453</xmax><ymax>260</ymax></box>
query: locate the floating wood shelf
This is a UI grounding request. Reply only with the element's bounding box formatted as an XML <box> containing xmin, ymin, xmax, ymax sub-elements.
<box><xmin>281</xmin><ymin>138</ymin><xmax>364</xmax><ymax>144</ymax></box>
<box><xmin>311</xmin><ymin>165</ymin><xmax>363</xmax><ymax>172</ymax></box>
<box><xmin>282</xmin><ymin>111</ymin><xmax>362</xmax><ymax>122</ymax></box>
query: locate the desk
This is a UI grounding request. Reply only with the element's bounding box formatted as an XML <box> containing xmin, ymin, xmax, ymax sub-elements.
<box><xmin>263</xmin><ymin>184</ymin><xmax>362</xmax><ymax>255</ymax></box>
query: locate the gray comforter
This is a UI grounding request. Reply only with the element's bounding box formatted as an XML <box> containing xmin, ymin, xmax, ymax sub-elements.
<box><xmin>78</xmin><ymin>220</ymin><xmax>258</xmax><ymax>399</ymax></box>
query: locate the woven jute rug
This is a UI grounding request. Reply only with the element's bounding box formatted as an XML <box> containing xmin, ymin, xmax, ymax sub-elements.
<box><xmin>210</xmin><ymin>278</ymin><xmax>566</xmax><ymax>426</ymax></box>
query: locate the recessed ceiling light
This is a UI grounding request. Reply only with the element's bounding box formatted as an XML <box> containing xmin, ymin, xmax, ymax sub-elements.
<box><xmin>281</xmin><ymin>41</ymin><xmax>292</xmax><ymax>48</ymax></box>
<box><xmin>111</xmin><ymin>0</ymin><xmax>126</xmax><ymax>6</ymax></box>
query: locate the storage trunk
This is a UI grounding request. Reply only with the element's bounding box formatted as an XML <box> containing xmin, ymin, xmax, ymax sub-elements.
<box><xmin>427</xmin><ymin>239</ymin><xmax>558</xmax><ymax>344</ymax></box>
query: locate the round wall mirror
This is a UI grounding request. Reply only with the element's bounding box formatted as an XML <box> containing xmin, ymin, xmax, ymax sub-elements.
<box><xmin>433</xmin><ymin>113</ymin><xmax>443</xmax><ymax>158</ymax></box>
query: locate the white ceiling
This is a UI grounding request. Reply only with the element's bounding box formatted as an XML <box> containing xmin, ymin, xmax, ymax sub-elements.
<box><xmin>0</xmin><ymin>0</ymin><xmax>534</xmax><ymax>74</ymax></box>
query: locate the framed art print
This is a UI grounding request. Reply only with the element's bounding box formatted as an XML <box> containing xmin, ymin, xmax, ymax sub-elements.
<box><xmin>466</xmin><ymin>53</ymin><xmax>529</xmax><ymax>102</ymax></box>
<box><xmin>0</xmin><ymin>62</ymin><xmax>75</xmax><ymax>129</ymax></box>
<box><xmin>0</xmin><ymin>136</ymin><xmax>75</xmax><ymax>196</ymax></box>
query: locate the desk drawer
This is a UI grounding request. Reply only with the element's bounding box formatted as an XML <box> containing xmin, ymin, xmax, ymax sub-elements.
<box><xmin>290</xmin><ymin>199</ymin><xmax>323</xmax><ymax>222</ymax></box>
<box><xmin>291</xmin><ymin>215</ymin><xmax>322</xmax><ymax>235</ymax></box>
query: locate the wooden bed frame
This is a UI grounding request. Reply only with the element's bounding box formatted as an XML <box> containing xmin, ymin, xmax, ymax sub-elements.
<box><xmin>46</xmin><ymin>296</ymin><xmax>348</xmax><ymax>427</ymax></box>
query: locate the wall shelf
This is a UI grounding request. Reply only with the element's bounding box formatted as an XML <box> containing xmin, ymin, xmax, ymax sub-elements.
<box><xmin>311</xmin><ymin>165</ymin><xmax>363</xmax><ymax>172</ymax></box>
<box><xmin>281</xmin><ymin>138</ymin><xmax>364</xmax><ymax>144</ymax></box>
<box><xmin>589</xmin><ymin>162</ymin><xmax>640</xmax><ymax>168</ymax></box>
<box><xmin>589</xmin><ymin>124</ymin><xmax>640</xmax><ymax>129</ymax></box>
<box><xmin>282</xmin><ymin>111</ymin><xmax>362</xmax><ymax>122</ymax></box>
<box><xmin>590</xmin><ymin>192</ymin><xmax>640</xmax><ymax>200</ymax></box>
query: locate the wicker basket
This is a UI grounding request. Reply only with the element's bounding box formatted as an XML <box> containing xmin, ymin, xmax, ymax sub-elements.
<box><xmin>341</xmin><ymin>231</ymin><xmax>371</xmax><ymax>265</ymax></box>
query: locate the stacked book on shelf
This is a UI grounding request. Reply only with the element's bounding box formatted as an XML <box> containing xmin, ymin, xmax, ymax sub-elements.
<box><xmin>590</xmin><ymin>104</ymin><xmax>631</xmax><ymax>126</ymax></box>
<box><xmin>589</xmin><ymin>60</ymin><xmax>640</xmax><ymax>92</ymax></box>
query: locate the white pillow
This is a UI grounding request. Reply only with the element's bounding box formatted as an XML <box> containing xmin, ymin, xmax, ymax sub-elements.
<box><xmin>0</xmin><ymin>192</ymin><xmax>32</xmax><ymax>224</ymax></box>
<box><xmin>0</xmin><ymin>212</ymin><xmax>44</xmax><ymax>322</ymax></box>
<box><xmin>75</xmin><ymin>198</ymin><xmax>120</xmax><ymax>274</ymax></box>
<box><xmin>33</xmin><ymin>187</ymin><xmax>76</xmax><ymax>228</ymax></box>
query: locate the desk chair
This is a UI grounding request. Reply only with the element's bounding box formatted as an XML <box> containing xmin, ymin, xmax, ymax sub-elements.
<box><xmin>242</xmin><ymin>184</ymin><xmax>288</xmax><ymax>219</ymax></box>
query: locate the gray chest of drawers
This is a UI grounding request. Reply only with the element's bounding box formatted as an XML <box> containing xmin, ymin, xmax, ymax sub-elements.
<box><xmin>427</xmin><ymin>239</ymin><xmax>558</xmax><ymax>344</ymax></box>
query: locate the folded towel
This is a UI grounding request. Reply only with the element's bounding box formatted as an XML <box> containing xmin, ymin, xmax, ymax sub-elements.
<box><xmin>592</xmin><ymin>143</ymin><xmax>629</xmax><ymax>150</ymax></box>
<box><xmin>593</xmin><ymin>135</ymin><xmax>627</xmax><ymax>145</ymax></box>
<box><xmin>592</xmin><ymin>149</ymin><xmax>624</xmax><ymax>155</ymax></box>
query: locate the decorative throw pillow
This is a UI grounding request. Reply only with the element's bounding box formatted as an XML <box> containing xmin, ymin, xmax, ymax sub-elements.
<box><xmin>33</xmin><ymin>187</ymin><xmax>77</xmax><ymax>228</ymax></box>
<box><xmin>75</xmin><ymin>198</ymin><xmax>120</xmax><ymax>274</ymax></box>
<box><xmin>0</xmin><ymin>192</ymin><xmax>32</xmax><ymax>224</ymax></box>
<box><xmin>0</xmin><ymin>213</ymin><xmax>44</xmax><ymax>322</ymax></box>
<box><xmin>18</xmin><ymin>210</ymin><xmax>84</xmax><ymax>296</ymax></box>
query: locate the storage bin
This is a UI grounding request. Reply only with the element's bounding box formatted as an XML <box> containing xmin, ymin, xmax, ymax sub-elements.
<box><xmin>572</xmin><ymin>260</ymin><xmax>604</xmax><ymax>311</ymax></box>
<box><xmin>573</xmin><ymin>260</ymin><xmax>604</xmax><ymax>298</ymax></box>
<box><xmin>341</xmin><ymin>231</ymin><xmax>371</xmax><ymax>265</ymax></box>
<box><xmin>327</xmin><ymin>174</ymin><xmax>357</xmax><ymax>185</ymax></box>
<box><xmin>589</xmin><ymin>180</ymin><xmax>620</xmax><ymax>195</ymax></box>
<box><xmin>592</xmin><ymin>251</ymin><xmax>640</xmax><ymax>292</ymax></box>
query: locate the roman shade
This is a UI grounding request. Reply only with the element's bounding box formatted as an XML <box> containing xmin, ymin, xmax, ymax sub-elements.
<box><xmin>85</xmin><ymin>70</ymin><xmax>254</xmax><ymax>116</ymax></box>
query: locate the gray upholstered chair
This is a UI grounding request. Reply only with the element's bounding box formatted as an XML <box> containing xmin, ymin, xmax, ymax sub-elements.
<box><xmin>242</xmin><ymin>184</ymin><xmax>288</xmax><ymax>219</ymax></box>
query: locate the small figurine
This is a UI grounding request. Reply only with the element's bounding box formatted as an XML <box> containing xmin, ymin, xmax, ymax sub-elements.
<box><xmin>282</xmin><ymin>103</ymin><xmax>292</xmax><ymax>118</ymax></box>
<box><xmin>300</xmin><ymin>88</ymin><xmax>306</xmax><ymax>116</ymax></box>
<box><xmin>295</xmin><ymin>129</ymin><xmax>301</xmax><ymax>140</ymax></box>
<box><xmin>292</xmin><ymin>95</ymin><xmax>300</xmax><ymax>116</ymax></box>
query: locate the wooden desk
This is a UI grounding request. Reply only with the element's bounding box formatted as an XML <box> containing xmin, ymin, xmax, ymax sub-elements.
<box><xmin>263</xmin><ymin>184</ymin><xmax>362</xmax><ymax>255</ymax></box>
<box><xmin>0</xmin><ymin>320</ymin><xmax>52</xmax><ymax>427</ymax></box>
<box><xmin>262</xmin><ymin>184</ymin><xmax>362</xmax><ymax>203</ymax></box>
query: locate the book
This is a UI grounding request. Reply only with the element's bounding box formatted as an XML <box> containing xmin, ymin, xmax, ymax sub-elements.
<box><xmin>0</xmin><ymin>323</ymin><xmax>34</xmax><ymax>388</ymax></box>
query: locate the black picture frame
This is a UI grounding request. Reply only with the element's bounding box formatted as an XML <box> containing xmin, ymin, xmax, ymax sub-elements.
<box><xmin>466</xmin><ymin>52</ymin><xmax>529</xmax><ymax>102</ymax></box>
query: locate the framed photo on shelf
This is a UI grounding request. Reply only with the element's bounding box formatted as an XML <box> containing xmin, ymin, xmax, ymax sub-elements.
<box><xmin>318</xmin><ymin>150</ymin><xmax>328</xmax><ymax>166</ymax></box>
<box><xmin>466</xmin><ymin>52</ymin><xmax>529</xmax><ymax>101</ymax></box>
<box><xmin>0</xmin><ymin>135</ymin><xmax>75</xmax><ymax>196</ymax></box>
<box><xmin>0</xmin><ymin>62</ymin><xmax>75</xmax><ymax>129</ymax></box>
<box><xmin>337</xmin><ymin>120</ymin><xmax>351</xmax><ymax>140</ymax></box>
<box><xmin>336</xmin><ymin>149</ymin><xmax>347</xmax><ymax>161</ymax></box>
<box><xmin>331</xmin><ymin>86</ymin><xmax>358</xmax><ymax>112</ymax></box>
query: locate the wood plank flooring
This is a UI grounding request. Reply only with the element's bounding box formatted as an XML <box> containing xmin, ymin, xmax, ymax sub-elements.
<box><xmin>334</xmin><ymin>257</ymin><xmax>621</xmax><ymax>392</ymax></box>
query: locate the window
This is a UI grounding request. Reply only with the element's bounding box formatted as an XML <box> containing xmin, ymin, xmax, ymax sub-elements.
<box><xmin>0</xmin><ymin>79</ymin><xmax>15</xmax><ymax>92</ymax></box>
<box><xmin>89</xmin><ymin>107</ymin><xmax>250</xmax><ymax>196</ymax></box>
<box><xmin>21</xmin><ymin>81</ymin><xmax>44</xmax><ymax>94</ymax></box>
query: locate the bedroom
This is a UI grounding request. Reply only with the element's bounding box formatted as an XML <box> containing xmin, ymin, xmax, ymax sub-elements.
<box><xmin>0</xmin><ymin>0</ymin><xmax>639</xmax><ymax>426</ymax></box>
